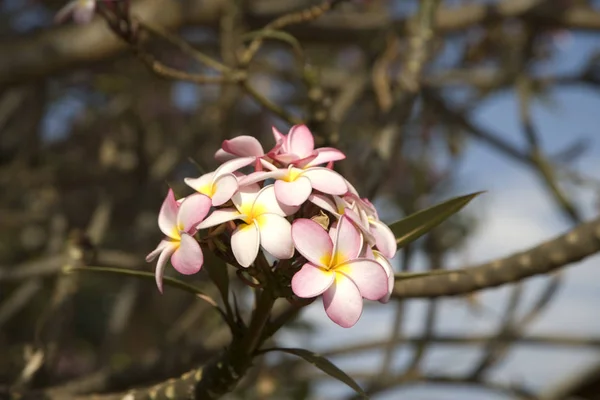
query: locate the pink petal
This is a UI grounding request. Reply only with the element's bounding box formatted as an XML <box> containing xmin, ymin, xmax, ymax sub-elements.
<box><xmin>231</xmin><ymin>222</ymin><xmax>260</xmax><ymax>268</ymax></box>
<box><xmin>222</xmin><ymin>136</ymin><xmax>264</xmax><ymax>157</ymax></box>
<box><xmin>184</xmin><ymin>173</ymin><xmax>214</xmax><ymax>196</ymax></box>
<box><xmin>238</xmin><ymin>170</ymin><xmax>282</xmax><ymax>187</ymax></box>
<box><xmin>146</xmin><ymin>239</ymin><xmax>171</xmax><ymax>262</ymax></box>
<box><xmin>171</xmin><ymin>233</ymin><xmax>204</xmax><ymax>275</ymax></box>
<box><xmin>272</xmin><ymin>126</ymin><xmax>286</xmax><ymax>150</ymax></box>
<box><xmin>336</xmin><ymin>259</ymin><xmax>388</xmax><ymax>301</ymax></box>
<box><xmin>344</xmin><ymin>207</ymin><xmax>376</xmax><ymax>245</ymax></box>
<box><xmin>287</xmin><ymin>125</ymin><xmax>315</xmax><ymax>158</ymax></box>
<box><xmin>370</xmin><ymin>219</ymin><xmax>397</xmax><ymax>258</ymax></box>
<box><xmin>272</xmin><ymin>153</ymin><xmax>299</xmax><ymax>165</ymax></box>
<box><xmin>290</xmin><ymin>152</ymin><xmax>319</xmax><ymax>168</ymax></box>
<box><xmin>373</xmin><ymin>251</ymin><xmax>394</xmax><ymax>303</ymax></box>
<box><xmin>256</xmin><ymin>213</ymin><xmax>294</xmax><ymax>259</ymax></box>
<box><xmin>260</xmin><ymin>159</ymin><xmax>279</xmax><ymax>171</ymax></box>
<box><xmin>252</xmin><ymin>185</ymin><xmax>299</xmax><ymax>217</ymax></box>
<box><xmin>301</xmin><ymin>168</ymin><xmax>347</xmax><ymax>196</ymax></box>
<box><xmin>177</xmin><ymin>193</ymin><xmax>212</xmax><ymax>233</ymax></box>
<box><xmin>291</xmin><ymin>219</ymin><xmax>332</xmax><ymax>268</ymax></box>
<box><xmin>308</xmin><ymin>193</ymin><xmax>339</xmax><ymax>215</ymax></box>
<box><xmin>305</xmin><ymin>147</ymin><xmax>346</xmax><ymax>167</ymax></box>
<box><xmin>211</xmin><ymin>173</ymin><xmax>238</xmax><ymax>206</ymax></box>
<box><xmin>197</xmin><ymin>208</ymin><xmax>242</xmax><ymax>230</ymax></box>
<box><xmin>274</xmin><ymin>177</ymin><xmax>312</xmax><ymax>206</ymax></box>
<box><xmin>331</xmin><ymin>216</ymin><xmax>362</xmax><ymax>266</ymax></box>
<box><xmin>216</xmin><ymin>156</ymin><xmax>256</xmax><ymax>176</ymax></box>
<box><xmin>215</xmin><ymin>148</ymin><xmax>236</xmax><ymax>163</ymax></box>
<box><xmin>158</xmin><ymin>189</ymin><xmax>179</xmax><ymax>239</ymax></box>
<box><xmin>153</xmin><ymin>241</ymin><xmax>177</xmax><ymax>293</ymax></box>
<box><xmin>291</xmin><ymin>264</ymin><xmax>335</xmax><ymax>298</ymax></box>
<box><xmin>323</xmin><ymin>275</ymin><xmax>363</xmax><ymax>328</ymax></box>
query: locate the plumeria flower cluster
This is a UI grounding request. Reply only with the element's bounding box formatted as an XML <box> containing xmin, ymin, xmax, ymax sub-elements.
<box><xmin>147</xmin><ymin>125</ymin><xmax>398</xmax><ymax>328</ymax></box>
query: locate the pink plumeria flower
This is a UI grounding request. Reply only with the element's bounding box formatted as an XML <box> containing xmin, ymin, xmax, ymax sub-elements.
<box><xmin>290</xmin><ymin>216</ymin><xmax>388</xmax><ymax>328</ymax></box>
<box><xmin>241</xmin><ymin>160</ymin><xmax>348</xmax><ymax>207</ymax></box>
<box><xmin>197</xmin><ymin>184</ymin><xmax>298</xmax><ymax>267</ymax></box>
<box><xmin>270</xmin><ymin>125</ymin><xmax>346</xmax><ymax>168</ymax></box>
<box><xmin>215</xmin><ymin>136</ymin><xmax>267</xmax><ymax>163</ymax></box>
<box><xmin>184</xmin><ymin>157</ymin><xmax>255</xmax><ymax>206</ymax></box>
<box><xmin>309</xmin><ymin>193</ymin><xmax>397</xmax><ymax>258</ymax></box>
<box><xmin>146</xmin><ymin>190</ymin><xmax>212</xmax><ymax>293</ymax></box>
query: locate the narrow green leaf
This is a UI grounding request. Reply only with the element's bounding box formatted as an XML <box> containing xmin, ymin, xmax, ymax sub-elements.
<box><xmin>258</xmin><ymin>347</ymin><xmax>368</xmax><ymax>398</ymax></box>
<box><xmin>63</xmin><ymin>265</ymin><xmax>219</xmax><ymax>308</ymax></box>
<box><xmin>390</xmin><ymin>191</ymin><xmax>483</xmax><ymax>248</ymax></box>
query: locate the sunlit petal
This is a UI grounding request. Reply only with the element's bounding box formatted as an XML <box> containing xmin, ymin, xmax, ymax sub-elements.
<box><xmin>344</xmin><ymin>207</ymin><xmax>376</xmax><ymax>245</ymax></box>
<box><xmin>238</xmin><ymin>170</ymin><xmax>282</xmax><ymax>187</ymax></box>
<box><xmin>274</xmin><ymin>177</ymin><xmax>312</xmax><ymax>206</ymax></box>
<box><xmin>308</xmin><ymin>193</ymin><xmax>339</xmax><ymax>216</ymax></box>
<box><xmin>231</xmin><ymin>222</ymin><xmax>260</xmax><ymax>268</ymax></box>
<box><xmin>323</xmin><ymin>275</ymin><xmax>363</xmax><ymax>328</ymax></box>
<box><xmin>272</xmin><ymin>126</ymin><xmax>286</xmax><ymax>150</ymax></box>
<box><xmin>370</xmin><ymin>219</ymin><xmax>397</xmax><ymax>258</ymax></box>
<box><xmin>301</xmin><ymin>168</ymin><xmax>347</xmax><ymax>195</ymax></box>
<box><xmin>252</xmin><ymin>185</ymin><xmax>299</xmax><ymax>217</ymax></box>
<box><xmin>215</xmin><ymin>148</ymin><xmax>236</xmax><ymax>163</ymax></box>
<box><xmin>177</xmin><ymin>193</ymin><xmax>212</xmax><ymax>233</ymax></box>
<box><xmin>171</xmin><ymin>233</ymin><xmax>204</xmax><ymax>275</ymax></box>
<box><xmin>184</xmin><ymin>173</ymin><xmax>215</xmax><ymax>196</ymax></box>
<box><xmin>305</xmin><ymin>147</ymin><xmax>346</xmax><ymax>167</ymax></box>
<box><xmin>211</xmin><ymin>173</ymin><xmax>238</xmax><ymax>206</ymax></box>
<box><xmin>331</xmin><ymin>216</ymin><xmax>362</xmax><ymax>265</ymax></box>
<box><xmin>336</xmin><ymin>259</ymin><xmax>388</xmax><ymax>301</ymax></box>
<box><xmin>291</xmin><ymin>219</ymin><xmax>332</xmax><ymax>268</ymax></box>
<box><xmin>222</xmin><ymin>136</ymin><xmax>264</xmax><ymax>157</ymax></box>
<box><xmin>145</xmin><ymin>239</ymin><xmax>171</xmax><ymax>262</ymax></box>
<box><xmin>373</xmin><ymin>251</ymin><xmax>394</xmax><ymax>303</ymax></box>
<box><xmin>256</xmin><ymin>213</ymin><xmax>294</xmax><ymax>259</ymax></box>
<box><xmin>232</xmin><ymin>184</ymin><xmax>261</xmax><ymax>213</ymax></box>
<box><xmin>158</xmin><ymin>189</ymin><xmax>180</xmax><ymax>239</ymax></box>
<box><xmin>291</xmin><ymin>264</ymin><xmax>335</xmax><ymax>298</ymax></box>
<box><xmin>216</xmin><ymin>156</ymin><xmax>256</xmax><ymax>176</ymax></box>
<box><xmin>197</xmin><ymin>208</ymin><xmax>242</xmax><ymax>230</ymax></box>
<box><xmin>287</xmin><ymin>125</ymin><xmax>315</xmax><ymax>158</ymax></box>
<box><xmin>153</xmin><ymin>241</ymin><xmax>177</xmax><ymax>293</ymax></box>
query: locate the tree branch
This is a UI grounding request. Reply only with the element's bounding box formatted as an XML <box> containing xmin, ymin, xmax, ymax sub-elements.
<box><xmin>2</xmin><ymin>0</ymin><xmax>600</xmax><ymax>88</ymax></box>
<box><xmin>392</xmin><ymin>216</ymin><xmax>600</xmax><ymax>299</ymax></box>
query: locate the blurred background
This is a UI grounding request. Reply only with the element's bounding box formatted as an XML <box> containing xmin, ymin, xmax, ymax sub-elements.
<box><xmin>1</xmin><ymin>0</ymin><xmax>600</xmax><ymax>399</ymax></box>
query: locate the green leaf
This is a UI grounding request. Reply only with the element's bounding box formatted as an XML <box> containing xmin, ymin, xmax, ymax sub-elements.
<box><xmin>258</xmin><ymin>348</ymin><xmax>368</xmax><ymax>398</ymax></box>
<box><xmin>390</xmin><ymin>191</ymin><xmax>483</xmax><ymax>248</ymax></box>
<box><xmin>63</xmin><ymin>265</ymin><xmax>222</xmax><ymax>310</ymax></box>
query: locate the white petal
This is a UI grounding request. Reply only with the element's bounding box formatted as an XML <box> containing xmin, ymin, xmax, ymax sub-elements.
<box><xmin>231</xmin><ymin>222</ymin><xmax>260</xmax><ymax>268</ymax></box>
<box><xmin>197</xmin><ymin>208</ymin><xmax>242</xmax><ymax>230</ymax></box>
<box><xmin>251</xmin><ymin>185</ymin><xmax>299</xmax><ymax>217</ymax></box>
<box><xmin>257</xmin><ymin>213</ymin><xmax>294</xmax><ymax>259</ymax></box>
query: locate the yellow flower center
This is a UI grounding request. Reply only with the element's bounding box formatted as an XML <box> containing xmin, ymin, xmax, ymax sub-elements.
<box><xmin>283</xmin><ymin>168</ymin><xmax>303</xmax><ymax>182</ymax></box>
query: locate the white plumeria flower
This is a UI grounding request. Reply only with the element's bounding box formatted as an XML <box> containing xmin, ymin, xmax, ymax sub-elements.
<box><xmin>240</xmin><ymin>159</ymin><xmax>348</xmax><ymax>207</ymax></box>
<box><xmin>197</xmin><ymin>184</ymin><xmax>298</xmax><ymax>267</ymax></box>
